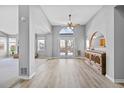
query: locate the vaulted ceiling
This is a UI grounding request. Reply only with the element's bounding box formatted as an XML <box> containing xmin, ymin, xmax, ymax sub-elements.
<box><xmin>0</xmin><ymin>5</ymin><xmax>18</xmax><ymax>35</ymax></box>
<box><xmin>41</xmin><ymin>5</ymin><xmax>103</xmax><ymax>25</ymax></box>
<box><xmin>0</xmin><ymin>5</ymin><xmax>103</xmax><ymax>35</ymax></box>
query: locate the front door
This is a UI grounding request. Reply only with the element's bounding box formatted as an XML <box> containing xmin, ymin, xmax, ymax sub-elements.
<box><xmin>59</xmin><ymin>38</ymin><xmax>75</xmax><ymax>58</ymax></box>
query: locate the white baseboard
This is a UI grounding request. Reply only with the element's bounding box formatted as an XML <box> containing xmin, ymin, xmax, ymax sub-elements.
<box><xmin>106</xmin><ymin>74</ymin><xmax>115</xmax><ymax>82</ymax></box>
<box><xmin>19</xmin><ymin>72</ymin><xmax>36</xmax><ymax>80</ymax></box>
<box><xmin>106</xmin><ymin>74</ymin><xmax>124</xmax><ymax>83</ymax></box>
<box><xmin>114</xmin><ymin>79</ymin><xmax>124</xmax><ymax>83</ymax></box>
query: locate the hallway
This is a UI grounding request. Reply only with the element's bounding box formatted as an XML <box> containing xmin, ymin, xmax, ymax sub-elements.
<box><xmin>12</xmin><ymin>59</ymin><xmax>123</xmax><ymax>88</ymax></box>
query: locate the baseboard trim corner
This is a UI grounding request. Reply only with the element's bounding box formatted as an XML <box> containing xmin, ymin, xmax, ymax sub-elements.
<box><xmin>114</xmin><ymin>79</ymin><xmax>124</xmax><ymax>83</ymax></box>
<box><xmin>106</xmin><ymin>74</ymin><xmax>115</xmax><ymax>83</ymax></box>
<box><xmin>19</xmin><ymin>72</ymin><xmax>36</xmax><ymax>80</ymax></box>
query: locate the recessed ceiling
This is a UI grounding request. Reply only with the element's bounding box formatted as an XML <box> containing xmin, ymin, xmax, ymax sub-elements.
<box><xmin>41</xmin><ymin>5</ymin><xmax>103</xmax><ymax>25</ymax></box>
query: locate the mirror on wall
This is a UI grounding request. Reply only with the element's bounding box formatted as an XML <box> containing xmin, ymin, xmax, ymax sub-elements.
<box><xmin>89</xmin><ymin>32</ymin><xmax>106</xmax><ymax>50</ymax></box>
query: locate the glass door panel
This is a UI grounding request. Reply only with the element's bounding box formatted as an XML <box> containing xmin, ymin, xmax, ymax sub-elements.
<box><xmin>60</xmin><ymin>40</ymin><xmax>66</xmax><ymax>56</ymax></box>
<box><xmin>66</xmin><ymin>40</ymin><xmax>73</xmax><ymax>56</ymax></box>
<box><xmin>59</xmin><ymin>39</ymin><xmax>74</xmax><ymax>57</ymax></box>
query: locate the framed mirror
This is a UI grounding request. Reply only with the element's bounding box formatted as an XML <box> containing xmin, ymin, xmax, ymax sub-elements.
<box><xmin>89</xmin><ymin>32</ymin><xmax>106</xmax><ymax>50</ymax></box>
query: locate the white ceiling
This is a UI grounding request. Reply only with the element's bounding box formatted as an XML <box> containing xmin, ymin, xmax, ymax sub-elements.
<box><xmin>41</xmin><ymin>5</ymin><xmax>103</xmax><ymax>25</ymax></box>
<box><xmin>0</xmin><ymin>6</ymin><xmax>18</xmax><ymax>35</ymax></box>
<box><xmin>30</xmin><ymin>6</ymin><xmax>52</xmax><ymax>34</ymax></box>
<box><xmin>0</xmin><ymin>5</ymin><xmax>103</xmax><ymax>35</ymax></box>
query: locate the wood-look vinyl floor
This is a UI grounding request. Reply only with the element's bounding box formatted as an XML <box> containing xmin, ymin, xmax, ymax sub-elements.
<box><xmin>12</xmin><ymin>59</ymin><xmax>124</xmax><ymax>88</ymax></box>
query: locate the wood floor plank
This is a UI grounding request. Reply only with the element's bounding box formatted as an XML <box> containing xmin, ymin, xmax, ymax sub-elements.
<box><xmin>12</xmin><ymin>59</ymin><xmax>124</xmax><ymax>88</ymax></box>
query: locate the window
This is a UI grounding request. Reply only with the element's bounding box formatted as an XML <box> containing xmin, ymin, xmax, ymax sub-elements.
<box><xmin>8</xmin><ymin>38</ymin><xmax>17</xmax><ymax>55</ymax></box>
<box><xmin>38</xmin><ymin>39</ymin><xmax>45</xmax><ymax>51</ymax></box>
<box><xmin>0</xmin><ymin>37</ymin><xmax>7</xmax><ymax>56</ymax></box>
<box><xmin>86</xmin><ymin>39</ymin><xmax>89</xmax><ymax>49</ymax></box>
<box><xmin>59</xmin><ymin>28</ymin><xmax>74</xmax><ymax>35</ymax></box>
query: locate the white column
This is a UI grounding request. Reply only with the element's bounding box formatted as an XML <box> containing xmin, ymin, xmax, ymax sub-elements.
<box><xmin>18</xmin><ymin>5</ymin><xmax>35</xmax><ymax>79</ymax></box>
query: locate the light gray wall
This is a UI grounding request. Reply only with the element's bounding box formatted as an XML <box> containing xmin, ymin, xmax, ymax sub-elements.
<box><xmin>52</xmin><ymin>25</ymin><xmax>85</xmax><ymax>57</ymax></box>
<box><xmin>114</xmin><ymin>6</ymin><xmax>124</xmax><ymax>81</ymax></box>
<box><xmin>29</xmin><ymin>6</ymin><xmax>36</xmax><ymax>76</ymax></box>
<box><xmin>46</xmin><ymin>33</ymin><xmax>52</xmax><ymax>57</ymax></box>
<box><xmin>86</xmin><ymin>6</ymin><xmax>115</xmax><ymax>80</ymax></box>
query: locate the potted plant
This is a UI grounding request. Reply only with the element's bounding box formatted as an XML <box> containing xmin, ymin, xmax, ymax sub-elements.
<box><xmin>10</xmin><ymin>45</ymin><xmax>16</xmax><ymax>55</ymax></box>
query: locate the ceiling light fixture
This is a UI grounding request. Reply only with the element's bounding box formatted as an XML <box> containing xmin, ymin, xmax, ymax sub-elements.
<box><xmin>66</xmin><ymin>14</ymin><xmax>80</xmax><ymax>30</ymax></box>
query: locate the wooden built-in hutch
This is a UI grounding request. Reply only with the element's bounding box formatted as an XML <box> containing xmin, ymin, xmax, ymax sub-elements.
<box><xmin>84</xmin><ymin>50</ymin><xmax>106</xmax><ymax>75</ymax></box>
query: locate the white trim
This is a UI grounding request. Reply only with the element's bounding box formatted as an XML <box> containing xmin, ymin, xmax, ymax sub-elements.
<box><xmin>106</xmin><ymin>74</ymin><xmax>115</xmax><ymax>82</ymax></box>
<box><xmin>114</xmin><ymin>79</ymin><xmax>124</xmax><ymax>83</ymax></box>
<box><xmin>106</xmin><ymin>74</ymin><xmax>124</xmax><ymax>83</ymax></box>
<box><xmin>19</xmin><ymin>72</ymin><xmax>36</xmax><ymax>80</ymax></box>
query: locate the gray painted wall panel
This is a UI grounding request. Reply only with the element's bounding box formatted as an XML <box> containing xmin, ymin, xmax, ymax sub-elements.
<box><xmin>114</xmin><ymin>6</ymin><xmax>124</xmax><ymax>80</ymax></box>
